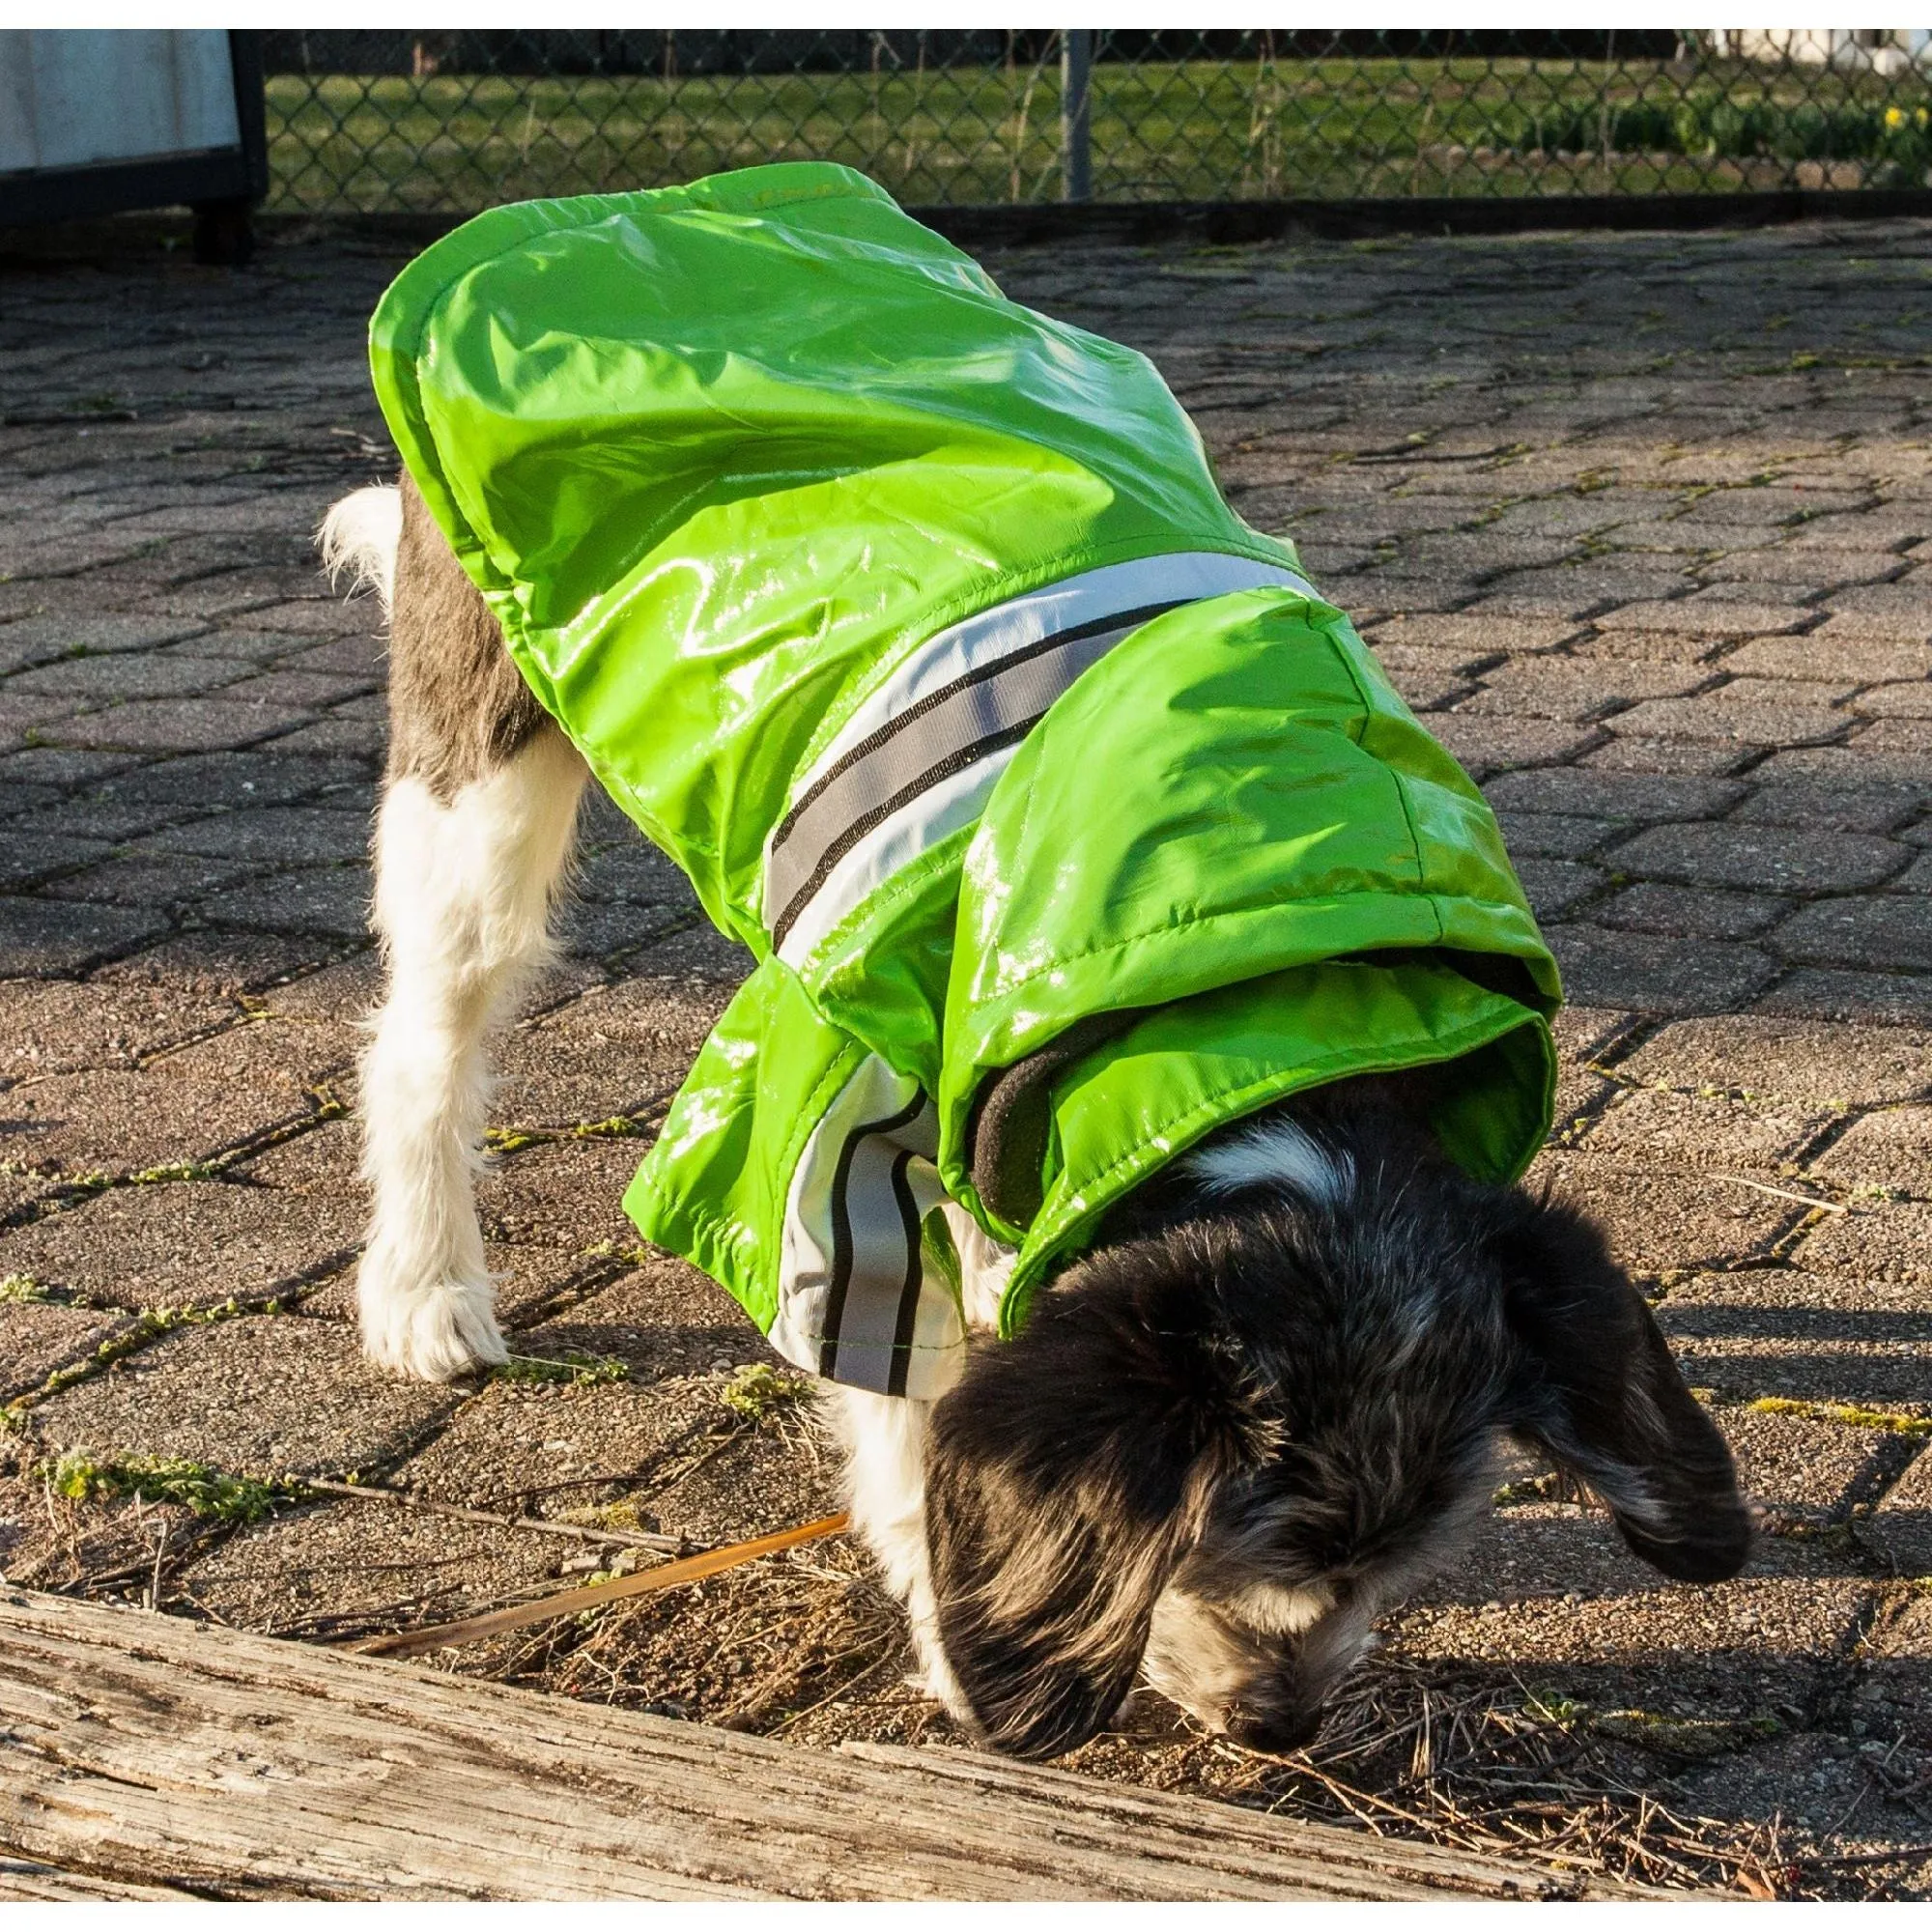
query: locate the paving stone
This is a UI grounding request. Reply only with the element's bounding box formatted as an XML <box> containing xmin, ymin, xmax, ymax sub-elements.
<box><xmin>176</xmin><ymin>628</ymin><xmax>323</xmax><ymax>664</ymax></box>
<box><xmin>1824</xmin><ymin>579</ymin><xmax>1932</xmax><ymax>639</ymax></box>
<box><xmin>1616</xmin><ymin>1015</ymin><xmax>1932</xmax><ymax>1108</ymax></box>
<box><xmin>1595</xmin><ymin>883</ymin><xmax>1789</xmax><ymax>942</ymax></box>
<box><xmin>0</xmin><ymin>897</ymin><xmax>166</xmax><ymax>977</ymax></box>
<box><xmin>1854</xmin><ymin>682</ymin><xmax>1932</xmax><ymax>719</ymax></box>
<box><xmin>1793</xmin><ymin>1199</ymin><xmax>1932</xmax><ymax>1293</ymax></box>
<box><xmin>229</xmin><ymin>668</ymin><xmax>380</xmax><ymax>709</ymax></box>
<box><xmin>1474</xmin><ymin>571</ymin><xmax>1692</xmax><ymax>619</ymax></box>
<box><xmin>1542</xmin><ymin>923</ymin><xmax>1778</xmax><ymax>1015</ymax></box>
<box><xmin>7</xmin><ymin>652</ymin><xmax>252</xmax><ymax>701</ymax></box>
<box><xmin>1610</xmin><ymin>696</ymin><xmax>1849</xmax><ymax>747</ymax></box>
<box><xmin>207</xmin><ymin>866</ymin><xmax>371</xmax><ymax>939</ymax></box>
<box><xmin>1776</xmin><ymin>895</ymin><xmax>1932</xmax><ymax>975</ymax></box>
<box><xmin>77</xmin><ymin>750</ymin><xmax>367</xmax><ymax>812</ymax></box>
<box><xmin>1789</xmin><ymin>510</ymin><xmax>1932</xmax><ymax>551</ymax></box>
<box><xmin>1754</xmin><ymin>741</ymin><xmax>1932</xmax><ymax>788</ymax></box>
<box><xmin>0</xmin><ymin>613</ymin><xmax>204</xmax><ymax>672</ymax></box>
<box><xmin>1595</xmin><ymin>600</ymin><xmax>1812</xmax><ymax>638</ymax></box>
<box><xmin>1421</xmin><ymin>714</ymin><xmax>1597</xmax><ymax>779</ymax></box>
<box><xmin>493</xmin><ymin>980</ymin><xmax>728</xmax><ymax>1130</ymax></box>
<box><xmin>1567</xmin><ymin>627</ymin><xmax>1731</xmax><ymax>665</ymax></box>
<box><xmin>1700</xmin><ymin>547</ymin><xmax>1898</xmax><ymax>589</ymax></box>
<box><xmin>268</xmin><ymin>715</ymin><xmax>386</xmax><ymax>760</ymax></box>
<box><xmin>554</xmin><ymin>895</ymin><xmax>693</xmax><ymax>962</ymax></box>
<box><xmin>1577</xmin><ymin>1086</ymin><xmax>1830</xmax><ymax>1174</ymax></box>
<box><xmin>1361</xmin><ymin>611</ymin><xmax>1574</xmax><ymax>663</ymax></box>
<box><xmin>0</xmin><ymin>830</ymin><xmax>112</xmax><ymax>891</ymax></box>
<box><xmin>34</xmin><ymin>697</ymin><xmax>317</xmax><ymax>754</ymax></box>
<box><xmin>476</xmin><ymin>1136</ymin><xmax>649</xmax><ymax>1253</ymax></box>
<box><xmin>0</xmin><ymin>1179</ymin><xmax>359</xmax><ymax>1313</ymax></box>
<box><xmin>1809</xmin><ymin>1105</ymin><xmax>1932</xmax><ymax>1195</ymax></box>
<box><xmin>3</xmin><ymin>1019</ymin><xmax>354</xmax><ymax>1180</ymax></box>
<box><xmin>1507</xmin><ymin>855</ymin><xmax>1605</xmax><ymax>923</ymax></box>
<box><xmin>29</xmin><ymin>1314</ymin><xmax>458</xmax><ymax>1480</ymax></box>
<box><xmin>1715</xmin><ymin>675</ymin><xmax>1861</xmax><ymax>710</ymax></box>
<box><xmin>40</xmin><ymin>850</ymin><xmax>266</xmax><ymax>908</ymax></box>
<box><xmin>507</xmin><ymin>1254</ymin><xmax>753</xmax><ymax>1382</ymax></box>
<box><xmin>1865</xmin><ymin>1449</ymin><xmax>1932</xmax><ymax>1577</ymax></box>
<box><xmin>1608</xmin><ymin>822</ymin><xmax>1908</xmax><ymax>895</ymax></box>
<box><xmin>571</xmin><ymin>837</ymin><xmax>689</xmax><ymax>907</ymax></box>
<box><xmin>177</xmin><ymin>1499</ymin><xmax>565</xmax><ymax>1639</ymax></box>
<box><xmin>91</xmin><ymin>928</ymin><xmax>348</xmax><ymax>997</ymax></box>
<box><xmin>1726</xmin><ymin>635</ymin><xmax>1932</xmax><ymax>685</ymax></box>
<box><xmin>391</xmin><ymin>1371</ymin><xmax>827</xmax><ymax>1548</ymax></box>
<box><xmin>298</xmin><ymin>1240</ymin><xmax>608</xmax><ymax>1333</ymax></box>
<box><xmin>1529</xmin><ymin>1151</ymin><xmax>1796</xmax><ymax>1275</ymax></box>
<box><xmin>1757</xmin><ymin>968</ymin><xmax>1932</xmax><ymax>1029</ymax></box>
<box><xmin>1732</xmin><ymin>781</ymin><xmax>1928</xmax><ymax>835</ymax></box>
<box><xmin>0</xmin><ymin>1299</ymin><xmax>132</xmax><ymax>1402</ymax></box>
<box><xmin>0</xmin><ymin>979</ymin><xmax>232</xmax><ymax>1083</ymax></box>
<box><xmin>1491</xmin><ymin>810</ymin><xmax>1616</xmax><ymax>860</ymax></box>
<box><xmin>1454</xmin><ymin>658</ymin><xmax>1706</xmax><ymax>721</ymax></box>
<box><xmin>1580</xmin><ymin>734</ymin><xmax>1760</xmax><ymax>777</ymax></box>
<box><xmin>145</xmin><ymin>805</ymin><xmax>369</xmax><ymax>866</ymax></box>
<box><xmin>1665</xmin><ymin>1265</ymin><xmax>1932</xmax><ymax>1319</ymax></box>
<box><xmin>1719</xmin><ymin>1407</ymin><xmax>1908</xmax><ymax>1531</ymax></box>
<box><xmin>1484</xmin><ymin>767</ymin><xmax>1746</xmax><ymax>823</ymax></box>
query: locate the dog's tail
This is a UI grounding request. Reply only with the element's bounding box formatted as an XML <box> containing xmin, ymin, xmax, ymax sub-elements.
<box><xmin>318</xmin><ymin>484</ymin><xmax>403</xmax><ymax>618</ymax></box>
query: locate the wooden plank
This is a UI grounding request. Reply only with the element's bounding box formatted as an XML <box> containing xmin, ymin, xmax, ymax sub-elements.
<box><xmin>0</xmin><ymin>1858</ymin><xmax>198</xmax><ymax>1900</ymax></box>
<box><xmin>0</xmin><ymin>1589</ymin><xmax>1662</xmax><ymax>1901</ymax></box>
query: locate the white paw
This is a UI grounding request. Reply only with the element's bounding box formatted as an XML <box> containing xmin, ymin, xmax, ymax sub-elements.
<box><xmin>357</xmin><ymin>1254</ymin><xmax>506</xmax><ymax>1381</ymax></box>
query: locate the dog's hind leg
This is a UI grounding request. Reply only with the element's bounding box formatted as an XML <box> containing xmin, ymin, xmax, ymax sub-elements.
<box><xmin>328</xmin><ymin>478</ymin><xmax>588</xmax><ymax>1380</ymax></box>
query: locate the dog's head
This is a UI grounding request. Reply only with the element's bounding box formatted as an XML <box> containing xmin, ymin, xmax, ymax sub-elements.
<box><xmin>923</xmin><ymin>1107</ymin><xmax>1751</xmax><ymax>1759</ymax></box>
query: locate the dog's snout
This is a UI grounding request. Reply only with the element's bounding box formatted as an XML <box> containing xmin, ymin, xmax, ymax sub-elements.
<box><xmin>1224</xmin><ymin>1699</ymin><xmax>1322</xmax><ymax>1755</ymax></box>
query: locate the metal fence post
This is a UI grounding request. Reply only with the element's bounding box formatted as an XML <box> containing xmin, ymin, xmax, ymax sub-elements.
<box><xmin>1062</xmin><ymin>29</ymin><xmax>1093</xmax><ymax>202</ymax></box>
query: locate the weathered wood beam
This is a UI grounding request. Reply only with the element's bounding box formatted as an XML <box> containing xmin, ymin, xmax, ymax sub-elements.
<box><xmin>0</xmin><ymin>1589</ymin><xmax>1663</xmax><ymax>1900</ymax></box>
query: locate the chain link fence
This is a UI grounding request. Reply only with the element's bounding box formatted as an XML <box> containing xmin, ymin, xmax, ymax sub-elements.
<box><xmin>263</xmin><ymin>29</ymin><xmax>1932</xmax><ymax>215</ymax></box>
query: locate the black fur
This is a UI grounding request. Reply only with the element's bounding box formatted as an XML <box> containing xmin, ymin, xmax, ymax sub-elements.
<box><xmin>924</xmin><ymin>1086</ymin><xmax>1751</xmax><ymax>1759</ymax></box>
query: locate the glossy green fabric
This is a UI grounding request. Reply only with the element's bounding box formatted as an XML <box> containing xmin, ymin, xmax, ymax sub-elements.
<box><xmin>368</xmin><ymin>161</ymin><xmax>1562</xmax><ymax>1355</ymax></box>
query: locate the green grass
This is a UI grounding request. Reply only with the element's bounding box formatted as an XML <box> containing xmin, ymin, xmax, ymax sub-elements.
<box><xmin>266</xmin><ymin>57</ymin><xmax>1932</xmax><ymax>213</ymax></box>
<box><xmin>44</xmin><ymin>1451</ymin><xmax>302</xmax><ymax>1523</ymax></box>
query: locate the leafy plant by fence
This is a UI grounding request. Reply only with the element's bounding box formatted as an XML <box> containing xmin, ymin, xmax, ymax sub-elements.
<box><xmin>262</xmin><ymin>29</ymin><xmax>1932</xmax><ymax>214</ymax></box>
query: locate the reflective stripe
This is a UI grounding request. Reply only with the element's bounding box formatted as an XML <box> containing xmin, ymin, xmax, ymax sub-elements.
<box><xmin>767</xmin><ymin>602</ymin><xmax>1175</xmax><ymax>949</ymax></box>
<box><xmin>764</xmin><ymin>550</ymin><xmax>1312</xmax><ymax>966</ymax></box>
<box><xmin>769</xmin><ymin>1055</ymin><xmax>965</xmax><ymax>1400</ymax></box>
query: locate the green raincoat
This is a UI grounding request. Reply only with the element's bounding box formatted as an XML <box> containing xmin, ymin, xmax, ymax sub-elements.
<box><xmin>369</xmin><ymin>162</ymin><xmax>1561</xmax><ymax>1400</ymax></box>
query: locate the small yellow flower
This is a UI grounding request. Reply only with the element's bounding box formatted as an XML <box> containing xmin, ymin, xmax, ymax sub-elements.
<box><xmin>1886</xmin><ymin>105</ymin><xmax>1905</xmax><ymax>128</ymax></box>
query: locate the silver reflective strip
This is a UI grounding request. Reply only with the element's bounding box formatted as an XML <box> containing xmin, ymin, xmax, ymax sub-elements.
<box><xmin>766</xmin><ymin>605</ymin><xmax>1165</xmax><ymax>947</ymax></box>
<box><xmin>775</xmin><ymin>753</ymin><xmax>1010</xmax><ymax>972</ymax></box>
<box><xmin>769</xmin><ymin>1056</ymin><xmax>966</xmax><ymax>1400</ymax></box>
<box><xmin>760</xmin><ymin>550</ymin><xmax>1313</xmax><ymax>955</ymax></box>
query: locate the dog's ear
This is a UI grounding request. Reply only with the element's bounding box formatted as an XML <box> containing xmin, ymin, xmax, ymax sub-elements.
<box><xmin>924</xmin><ymin>1253</ymin><xmax>1268</xmax><ymax>1758</ymax></box>
<box><xmin>1494</xmin><ymin>1192</ymin><xmax>1752</xmax><ymax>1583</ymax></box>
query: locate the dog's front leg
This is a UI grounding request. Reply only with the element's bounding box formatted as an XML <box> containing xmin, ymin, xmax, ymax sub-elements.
<box><xmin>827</xmin><ymin>1384</ymin><xmax>971</xmax><ymax>1718</ymax></box>
<box><xmin>357</xmin><ymin>728</ymin><xmax>585</xmax><ymax>1379</ymax></box>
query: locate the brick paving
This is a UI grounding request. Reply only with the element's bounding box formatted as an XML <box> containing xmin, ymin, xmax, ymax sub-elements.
<box><xmin>1</xmin><ymin>214</ymin><xmax>1929</xmax><ymax>1896</ymax></box>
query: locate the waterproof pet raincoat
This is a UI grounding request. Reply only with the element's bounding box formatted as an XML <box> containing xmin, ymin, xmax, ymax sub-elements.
<box><xmin>369</xmin><ymin>162</ymin><xmax>1562</xmax><ymax>1400</ymax></box>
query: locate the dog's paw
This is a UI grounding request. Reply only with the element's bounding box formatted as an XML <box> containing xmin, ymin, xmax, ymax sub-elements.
<box><xmin>358</xmin><ymin>1258</ymin><xmax>506</xmax><ymax>1381</ymax></box>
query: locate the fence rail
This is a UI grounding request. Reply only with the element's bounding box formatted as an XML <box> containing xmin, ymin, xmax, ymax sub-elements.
<box><xmin>262</xmin><ymin>30</ymin><xmax>1932</xmax><ymax>216</ymax></box>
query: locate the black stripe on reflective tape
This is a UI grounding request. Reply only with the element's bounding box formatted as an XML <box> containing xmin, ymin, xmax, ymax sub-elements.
<box><xmin>767</xmin><ymin>597</ymin><xmax>1186</xmax><ymax>951</ymax></box>
<box><xmin>882</xmin><ymin>1150</ymin><xmax>929</xmax><ymax>1400</ymax></box>
<box><xmin>817</xmin><ymin>1090</ymin><xmax>927</xmax><ymax>1381</ymax></box>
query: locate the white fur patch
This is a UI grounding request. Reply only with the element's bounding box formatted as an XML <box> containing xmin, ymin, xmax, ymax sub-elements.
<box><xmin>357</xmin><ymin>731</ymin><xmax>586</xmax><ymax>1380</ymax></box>
<box><xmin>318</xmin><ymin>484</ymin><xmax>403</xmax><ymax>615</ymax></box>
<box><xmin>1186</xmin><ymin>1117</ymin><xmax>1352</xmax><ymax>1206</ymax></box>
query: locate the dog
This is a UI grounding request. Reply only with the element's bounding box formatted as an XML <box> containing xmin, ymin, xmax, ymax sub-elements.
<box><xmin>321</xmin><ymin>471</ymin><xmax>1752</xmax><ymax>1762</ymax></box>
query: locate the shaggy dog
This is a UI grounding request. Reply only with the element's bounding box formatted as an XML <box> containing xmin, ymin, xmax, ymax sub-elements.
<box><xmin>322</xmin><ymin>475</ymin><xmax>1750</xmax><ymax>1760</ymax></box>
